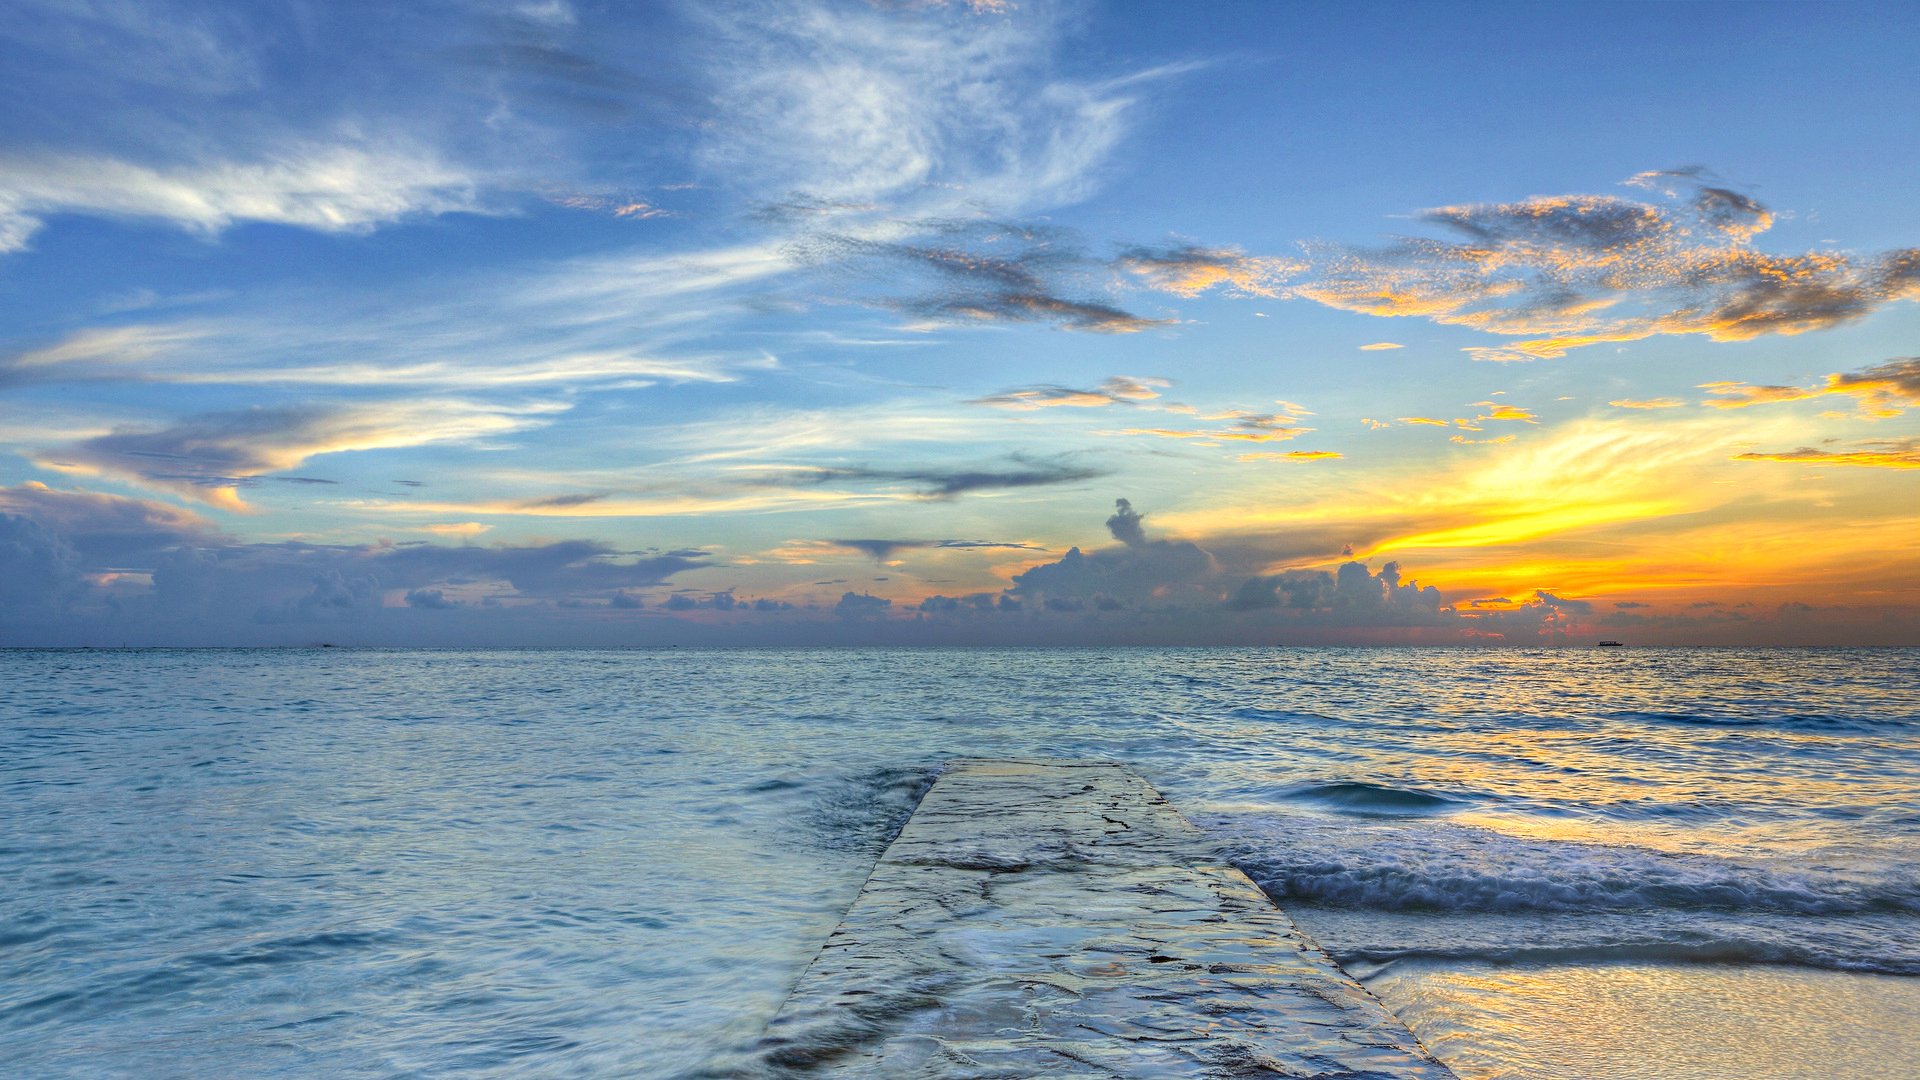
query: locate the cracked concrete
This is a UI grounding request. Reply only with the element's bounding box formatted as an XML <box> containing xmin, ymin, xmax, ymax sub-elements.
<box><xmin>747</xmin><ymin>759</ymin><xmax>1455</xmax><ymax>1078</ymax></box>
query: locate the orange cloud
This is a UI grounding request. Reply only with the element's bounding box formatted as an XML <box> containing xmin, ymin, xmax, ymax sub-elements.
<box><xmin>1289</xmin><ymin>173</ymin><xmax>1920</xmax><ymax>360</ymax></box>
<box><xmin>1117</xmin><ymin>409</ymin><xmax>1311</xmax><ymax>444</ymax></box>
<box><xmin>1734</xmin><ymin>439</ymin><xmax>1920</xmax><ymax>469</ymax></box>
<box><xmin>38</xmin><ymin>400</ymin><xmax>562</xmax><ymax>510</ymax></box>
<box><xmin>1118</xmin><ymin>245</ymin><xmax>1303</xmax><ymax>298</ymax></box>
<box><xmin>1359</xmin><ymin>342</ymin><xmax>1403</xmax><ymax>351</ymax></box>
<box><xmin>1469</xmin><ymin>402</ymin><xmax>1539</xmax><ymax>424</ymax></box>
<box><xmin>1702</xmin><ymin>357</ymin><xmax>1920</xmax><ymax>417</ymax></box>
<box><xmin>1237</xmin><ymin>450</ymin><xmax>1343</xmax><ymax>462</ymax></box>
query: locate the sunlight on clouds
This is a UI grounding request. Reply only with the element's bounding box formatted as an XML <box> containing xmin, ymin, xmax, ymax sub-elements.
<box><xmin>1237</xmin><ymin>450</ymin><xmax>1342</xmax><ymax>462</ymax></box>
<box><xmin>1288</xmin><ymin>172</ymin><xmax>1920</xmax><ymax>361</ymax></box>
<box><xmin>1117</xmin><ymin>246</ymin><xmax>1301</xmax><ymax>298</ymax></box>
<box><xmin>9</xmin><ymin>323</ymin><xmax>209</xmax><ymax>369</ymax></box>
<box><xmin>1734</xmin><ymin>439</ymin><xmax>1920</xmax><ymax>470</ymax></box>
<box><xmin>1701</xmin><ymin>357</ymin><xmax>1920</xmax><ymax>418</ymax></box>
<box><xmin>973</xmin><ymin>376</ymin><xmax>1168</xmax><ymax>409</ymax></box>
<box><xmin>39</xmin><ymin>400</ymin><xmax>563</xmax><ymax>510</ymax></box>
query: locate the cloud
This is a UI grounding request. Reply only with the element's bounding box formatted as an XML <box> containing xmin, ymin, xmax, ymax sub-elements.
<box><xmin>1288</xmin><ymin>171</ymin><xmax>1920</xmax><ymax>360</ymax></box>
<box><xmin>798</xmin><ymin>222</ymin><xmax>1170</xmax><ymax>333</ymax></box>
<box><xmin>0</xmin><ymin>512</ymin><xmax>82</xmax><ymax>610</ymax></box>
<box><xmin>1117</xmin><ymin>408</ymin><xmax>1314</xmax><ymax>444</ymax></box>
<box><xmin>2</xmin><ymin>318</ymin><xmax>759</xmax><ymax>391</ymax></box>
<box><xmin>1105</xmin><ymin>497</ymin><xmax>1148</xmax><ymax>547</ymax></box>
<box><xmin>1734</xmin><ymin>438</ymin><xmax>1920</xmax><ymax>469</ymax></box>
<box><xmin>0</xmin><ymin>481</ymin><xmax>221</xmax><ymax>563</ymax></box>
<box><xmin>826</xmin><ymin>537</ymin><xmax>1044</xmax><ymax>560</ymax></box>
<box><xmin>1010</xmin><ymin>535</ymin><xmax>1219</xmax><ymax>608</ymax></box>
<box><xmin>835</xmin><ymin>590</ymin><xmax>892</xmax><ymax>615</ymax></box>
<box><xmin>1610</xmin><ymin>397</ymin><xmax>1687</xmax><ymax>409</ymax></box>
<box><xmin>518</xmin><ymin>493</ymin><xmax>608</xmax><ymax>510</ymax></box>
<box><xmin>1701</xmin><ymin>356</ymin><xmax>1920</xmax><ymax>417</ymax></box>
<box><xmin>756</xmin><ymin>456</ymin><xmax>1105</xmax><ymax>499</ymax></box>
<box><xmin>1225</xmin><ymin>559</ymin><xmax>1446</xmax><ymax>621</ymax></box>
<box><xmin>972</xmin><ymin>375</ymin><xmax>1168</xmax><ymax>409</ymax></box>
<box><xmin>1236</xmin><ymin>450</ymin><xmax>1342</xmax><ymax>462</ymax></box>
<box><xmin>692</xmin><ymin>2</ymin><xmax>1175</xmax><ymax>215</ymax></box>
<box><xmin>1116</xmin><ymin>245</ymin><xmax>1300</xmax><ymax>298</ymax></box>
<box><xmin>41</xmin><ymin>401</ymin><xmax>563</xmax><ymax>508</ymax></box>
<box><xmin>0</xmin><ymin>144</ymin><xmax>481</xmax><ymax>254</ymax></box>
<box><xmin>1359</xmin><ymin>342</ymin><xmax>1403</xmax><ymax>351</ymax></box>
<box><xmin>665</xmin><ymin>590</ymin><xmax>742</xmax><ymax>612</ymax></box>
<box><xmin>0</xmin><ymin>482</ymin><xmax>713</xmax><ymax>637</ymax></box>
<box><xmin>1468</xmin><ymin>402</ymin><xmax>1539</xmax><ymax>424</ymax></box>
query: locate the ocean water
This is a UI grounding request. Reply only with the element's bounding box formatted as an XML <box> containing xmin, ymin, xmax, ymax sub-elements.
<box><xmin>2</xmin><ymin>647</ymin><xmax>1916</xmax><ymax>1078</ymax></box>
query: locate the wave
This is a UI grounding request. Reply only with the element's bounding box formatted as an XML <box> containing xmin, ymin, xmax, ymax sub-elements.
<box><xmin>1339</xmin><ymin>938</ymin><xmax>1920</xmax><ymax>977</ymax></box>
<box><xmin>793</xmin><ymin>765</ymin><xmax>938</xmax><ymax>855</ymax></box>
<box><xmin>1245</xmin><ymin>859</ymin><xmax>1920</xmax><ymax>915</ymax></box>
<box><xmin>1210</xmin><ymin>814</ymin><xmax>1920</xmax><ymax>918</ymax></box>
<box><xmin>1276</xmin><ymin>780</ymin><xmax>1468</xmax><ymax>815</ymax></box>
<box><xmin>1602</xmin><ymin>709</ymin><xmax>1916</xmax><ymax>731</ymax></box>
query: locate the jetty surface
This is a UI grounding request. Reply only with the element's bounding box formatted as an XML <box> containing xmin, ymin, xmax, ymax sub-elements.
<box><xmin>752</xmin><ymin>758</ymin><xmax>1453</xmax><ymax>1078</ymax></box>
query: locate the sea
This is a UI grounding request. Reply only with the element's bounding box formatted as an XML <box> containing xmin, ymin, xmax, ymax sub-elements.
<box><xmin>2</xmin><ymin>647</ymin><xmax>1916</xmax><ymax>1079</ymax></box>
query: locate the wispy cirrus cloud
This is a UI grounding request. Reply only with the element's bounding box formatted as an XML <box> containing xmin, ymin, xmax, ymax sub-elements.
<box><xmin>824</xmin><ymin>537</ymin><xmax>1047</xmax><ymax>560</ymax></box>
<box><xmin>1113</xmin><ymin>400</ymin><xmax>1316</xmax><ymax>445</ymax></box>
<box><xmin>1285</xmin><ymin>170</ymin><xmax>1920</xmax><ymax>361</ymax></box>
<box><xmin>749</xmin><ymin>456</ymin><xmax>1106</xmax><ymax>499</ymax></box>
<box><xmin>1119</xmin><ymin>413</ymin><xmax>1313</xmax><ymax>443</ymax></box>
<box><xmin>693</xmin><ymin>2</ymin><xmax>1186</xmax><ymax>216</ymax></box>
<box><xmin>0</xmin><ymin>144</ymin><xmax>482</xmax><ymax>254</ymax></box>
<box><xmin>1734</xmin><ymin>438</ymin><xmax>1920</xmax><ymax>470</ymax></box>
<box><xmin>796</xmin><ymin>221</ymin><xmax>1170</xmax><ymax>333</ymax></box>
<box><xmin>972</xmin><ymin>375</ymin><xmax>1169</xmax><ymax>409</ymax></box>
<box><xmin>1237</xmin><ymin>450</ymin><xmax>1343</xmax><ymax>463</ymax></box>
<box><xmin>40</xmin><ymin>401</ymin><xmax>564</xmax><ymax>509</ymax></box>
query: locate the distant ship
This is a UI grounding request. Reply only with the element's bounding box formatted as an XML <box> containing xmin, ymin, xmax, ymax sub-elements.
<box><xmin>1598</xmin><ymin>640</ymin><xmax>1624</xmax><ymax>647</ymax></box>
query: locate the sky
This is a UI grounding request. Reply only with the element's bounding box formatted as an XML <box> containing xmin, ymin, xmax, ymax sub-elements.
<box><xmin>2</xmin><ymin>0</ymin><xmax>1918</xmax><ymax>646</ymax></box>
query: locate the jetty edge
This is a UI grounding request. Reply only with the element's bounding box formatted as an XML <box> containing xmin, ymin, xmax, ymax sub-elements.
<box><xmin>748</xmin><ymin>758</ymin><xmax>1455</xmax><ymax>1078</ymax></box>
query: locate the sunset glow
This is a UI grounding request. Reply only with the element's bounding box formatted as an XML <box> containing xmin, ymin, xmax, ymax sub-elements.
<box><xmin>2</xmin><ymin>2</ymin><xmax>1917</xmax><ymax>646</ymax></box>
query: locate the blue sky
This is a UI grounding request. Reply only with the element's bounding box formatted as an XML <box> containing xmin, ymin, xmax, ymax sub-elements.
<box><xmin>3</xmin><ymin>0</ymin><xmax>1918</xmax><ymax>645</ymax></box>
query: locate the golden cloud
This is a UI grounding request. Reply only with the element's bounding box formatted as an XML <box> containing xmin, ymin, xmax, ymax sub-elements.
<box><xmin>1702</xmin><ymin>357</ymin><xmax>1920</xmax><ymax>417</ymax></box>
<box><xmin>1290</xmin><ymin>173</ymin><xmax>1920</xmax><ymax>360</ymax></box>
<box><xmin>1118</xmin><ymin>245</ymin><xmax>1303</xmax><ymax>299</ymax></box>
<box><xmin>1237</xmin><ymin>450</ymin><xmax>1343</xmax><ymax>462</ymax></box>
<box><xmin>1734</xmin><ymin>439</ymin><xmax>1920</xmax><ymax>469</ymax></box>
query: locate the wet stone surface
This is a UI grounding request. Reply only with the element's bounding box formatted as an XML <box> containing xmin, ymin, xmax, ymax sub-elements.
<box><xmin>749</xmin><ymin>759</ymin><xmax>1455</xmax><ymax>1078</ymax></box>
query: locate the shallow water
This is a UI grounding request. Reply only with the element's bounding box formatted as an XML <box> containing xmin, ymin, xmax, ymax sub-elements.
<box><xmin>2</xmin><ymin>647</ymin><xmax>1916</xmax><ymax>1077</ymax></box>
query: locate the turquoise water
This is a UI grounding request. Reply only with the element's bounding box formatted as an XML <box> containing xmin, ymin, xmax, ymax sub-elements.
<box><xmin>2</xmin><ymin>648</ymin><xmax>1917</xmax><ymax>1077</ymax></box>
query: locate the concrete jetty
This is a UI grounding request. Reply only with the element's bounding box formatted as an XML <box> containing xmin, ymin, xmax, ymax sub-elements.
<box><xmin>751</xmin><ymin>758</ymin><xmax>1454</xmax><ymax>1078</ymax></box>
